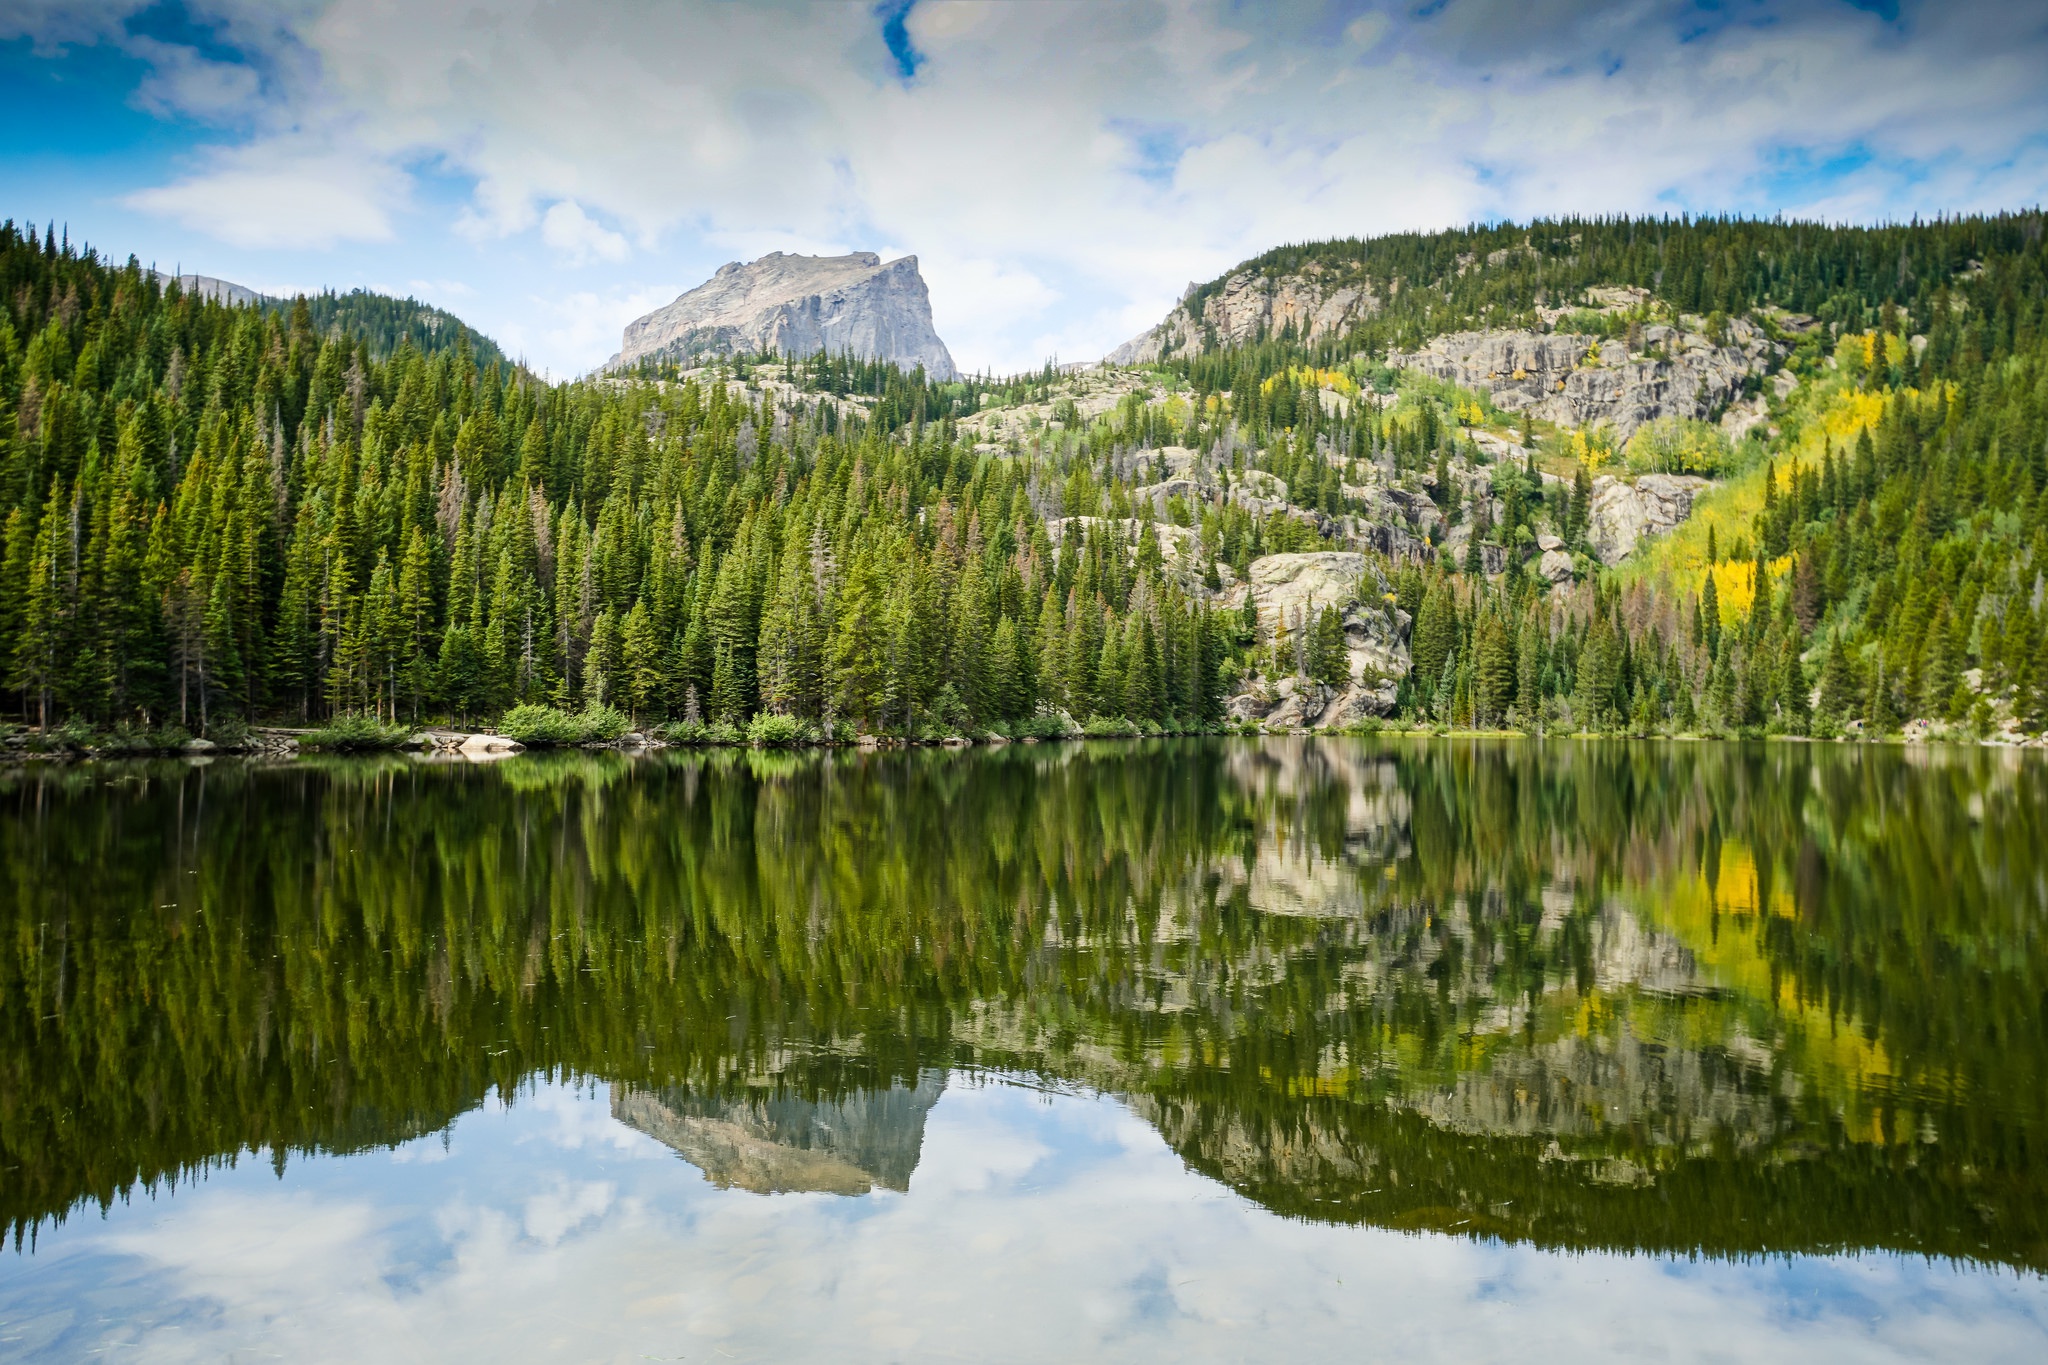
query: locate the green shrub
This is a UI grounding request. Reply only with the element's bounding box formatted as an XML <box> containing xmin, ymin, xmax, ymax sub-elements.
<box><xmin>1552</xmin><ymin>309</ymin><xmax>1623</xmax><ymax>337</ymax></box>
<box><xmin>1082</xmin><ymin>714</ymin><xmax>1136</xmax><ymax>737</ymax></box>
<box><xmin>1009</xmin><ymin>713</ymin><xmax>1072</xmax><ymax>740</ymax></box>
<box><xmin>497</xmin><ymin>704</ymin><xmax>583</xmax><ymax>746</ymax></box>
<box><xmin>98</xmin><ymin>722</ymin><xmax>192</xmax><ymax>754</ymax></box>
<box><xmin>498</xmin><ymin>703</ymin><xmax>630</xmax><ymax>746</ymax></box>
<box><xmin>300</xmin><ymin>713</ymin><xmax>410</xmax><ymax>750</ymax></box>
<box><xmin>705</xmin><ymin>719</ymin><xmax>745</xmax><ymax>745</ymax></box>
<box><xmin>661</xmin><ymin>718</ymin><xmax>709</xmax><ymax>745</ymax></box>
<box><xmin>745</xmin><ymin>712</ymin><xmax>811</xmax><ymax>746</ymax></box>
<box><xmin>575</xmin><ymin>703</ymin><xmax>631</xmax><ymax>742</ymax></box>
<box><xmin>1624</xmin><ymin>416</ymin><xmax>1733</xmax><ymax>477</ymax></box>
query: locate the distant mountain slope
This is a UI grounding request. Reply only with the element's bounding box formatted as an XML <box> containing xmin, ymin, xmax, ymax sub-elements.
<box><xmin>613</xmin><ymin>250</ymin><xmax>957</xmax><ymax>379</ymax></box>
<box><xmin>1108</xmin><ymin>214</ymin><xmax>2039</xmax><ymax>367</ymax></box>
<box><xmin>150</xmin><ymin>271</ymin><xmax>263</xmax><ymax>308</ymax></box>
<box><xmin>291</xmin><ymin>288</ymin><xmax>511</xmax><ymax>371</ymax></box>
<box><xmin>149</xmin><ymin>270</ymin><xmax>510</xmax><ymax>370</ymax></box>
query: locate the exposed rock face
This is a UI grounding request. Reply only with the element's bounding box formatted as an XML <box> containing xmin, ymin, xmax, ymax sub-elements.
<box><xmin>1044</xmin><ymin>516</ymin><xmax>1197</xmax><ymax>564</ymax></box>
<box><xmin>612</xmin><ymin>1072</ymin><xmax>946</xmax><ymax>1195</ymax></box>
<box><xmin>1221</xmin><ymin>553</ymin><xmax>1411</xmax><ymax>725</ymax></box>
<box><xmin>614</xmin><ymin>252</ymin><xmax>957</xmax><ymax>379</ymax></box>
<box><xmin>1587</xmin><ymin>473</ymin><xmax>1711</xmax><ymax>566</ymax></box>
<box><xmin>1386</xmin><ymin>319</ymin><xmax>1780</xmax><ymax>444</ymax></box>
<box><xmin>1107</xmin><ymin>263</ymin><xmax>1382</xmax><ymax>365</ymax></box>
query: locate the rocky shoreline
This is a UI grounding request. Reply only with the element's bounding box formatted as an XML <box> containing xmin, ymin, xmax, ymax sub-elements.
<box><xmin>7</xmin><ymin>720</ymin><xmax>2043</xmax><ymax>764</ymax></box>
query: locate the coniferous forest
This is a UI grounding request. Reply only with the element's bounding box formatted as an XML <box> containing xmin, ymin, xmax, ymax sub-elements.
<box><xmin>2</xmin><ymin>211</ymin><xmax>2047</xmax><ymax>745</ymax></box>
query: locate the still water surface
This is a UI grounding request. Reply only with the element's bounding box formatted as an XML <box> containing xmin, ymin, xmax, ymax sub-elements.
<box><xmin>3</xmin><ymin>738</ymin><xmax>2046</xmax><ymax>1360</ymax></box>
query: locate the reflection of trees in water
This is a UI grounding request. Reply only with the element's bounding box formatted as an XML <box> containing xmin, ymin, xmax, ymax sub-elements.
<box><xmin>2</xmin><ymin>741</ymin><xmax>2044</xmax><ymax>1266</ymax></box>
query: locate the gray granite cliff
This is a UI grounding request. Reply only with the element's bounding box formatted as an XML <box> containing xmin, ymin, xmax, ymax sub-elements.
<box><xmin>613</xmin><ymin>251</ymin><xmax>957</xmax><ymax>379</ymax></box>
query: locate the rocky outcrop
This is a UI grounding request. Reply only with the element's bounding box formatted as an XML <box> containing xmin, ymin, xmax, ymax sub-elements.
<box><xmin>151</xmin><ymin>272</ymin><xmax>263</xmax><ymax>307</ymax></box>
<box><xmin>613</xmin><ymin>251</ymin><xmax>957</xmax><ymax>379</ymax></box>
<box><xmin>1107</xmin><ymin>263</ymin><xmax>1382</xmax><ymax>365</ymax></box>
<box><xmin>1386</xmin><ymin>319</ymin><xmax>1781</xmax><ymax>444</ymax></box>
<box><xmin>1221</xmin><ymin>553</ymin><xmax>1411</xmax><ymax>726</ymax></box>
<box><xmin>1044</xmin><ymin>516</ymin><xmax>1197</xmax><ymax>563</ymax></box>
<box><xmin>1587</xmin><ymin>474</ymin><xmax>1711</xmax><ymax>566</ymax></box>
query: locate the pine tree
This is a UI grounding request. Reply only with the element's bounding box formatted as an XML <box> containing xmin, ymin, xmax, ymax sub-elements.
<box><xmin>1473</xmin><ymin>611</ymin><xmax>1516</xmax><ymax>727</ymax></box>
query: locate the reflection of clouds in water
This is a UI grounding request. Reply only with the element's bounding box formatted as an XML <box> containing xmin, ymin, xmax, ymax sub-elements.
<box><xmin>13</xmin><ymin>1079</ymin><xmax>2048</xmax><ymax>1364</ymax></box>
<box><xmin>524</xmin><ymin>1080</ymin><xmax>672</xmax><ymax>1156</ymax></box>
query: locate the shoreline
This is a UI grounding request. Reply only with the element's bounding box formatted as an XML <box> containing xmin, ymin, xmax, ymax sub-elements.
<box><xmin>4</xmin><ymin>720</ymin><xmax>2041</xmax><ymax>764</ymax></box>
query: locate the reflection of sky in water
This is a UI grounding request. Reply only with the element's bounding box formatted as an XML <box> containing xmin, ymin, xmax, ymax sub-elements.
<box><xmin>6</xmin><ymin>1075</ymin><xmax>2045</xmax><ymax>1363</ymax></box>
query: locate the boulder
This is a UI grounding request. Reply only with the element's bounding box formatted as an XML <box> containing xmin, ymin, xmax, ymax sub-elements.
<box><xmin>1230</xmin><ymin>553</ymin><xmax>1373</xmax><ymax>634</ymax></box>
<box><xmin>181</xmin><ymin>738</ymin><xmax>217</xmax><ymax>754</ymax></box>
<box><xmin>1316</xmin><ymin>679</ymin><xmax>1400</xmax><ymax>726</ymax></box>
<box><xmin>457</xmin><ymin>733</ymin><xmax>523</xmax><ymax>756</ymax></box>
<box><xmin>1539</xmin><ymin>549</ymin><xmax>1576</xmax><ymax>585</ymax></box>
<box><xmin>1131</xmin><ymin>477</ymin><xmax>1208</xmax><ymax>517</ymax></box>
<box><xmin>1587</xmin><ymin>474</ymin><xmax>1711</xmax><ymax>565</ymax></box>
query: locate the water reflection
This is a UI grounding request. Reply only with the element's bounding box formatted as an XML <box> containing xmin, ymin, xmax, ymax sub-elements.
<box><xmin>3</xmin><ymin>739</ymin><xmax>2045</xmax><ymax>1272</ymax></box>
<box><xmin>614</xmin><ymin>1073</ymin><xmax>946</xmax><ymax>1195</ymax></box>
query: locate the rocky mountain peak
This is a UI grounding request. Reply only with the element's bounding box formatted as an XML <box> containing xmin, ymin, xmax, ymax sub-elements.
<box><xmin>613</xmin><ymin>250</ymin><xmax>956</xmax><ymax>379</ymax></box>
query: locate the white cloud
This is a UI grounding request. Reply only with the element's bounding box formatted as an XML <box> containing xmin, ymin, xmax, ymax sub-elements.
<box><xmin>125</xmin><ymin>35</ymin><xmax>262</xmax><ymax>119</ymax></box>
<box><xmin>20</xmin><ymin>1079</ymin><xmax>2048</xmax><ymax>1363</ymax></box>
<box><xmin>58</xmin><ymin>0</ymin><xmax>2048</xmax><ymax>373</ymax></box>
<box><xmin>122</xmin><ymin>140</ymin><xmax>404</xmax><ymax>248</ymax></box>
<box><xmin>538</xmin><ymin>200</ymin><xmax>630</xmax><ymax>265</ymax></box>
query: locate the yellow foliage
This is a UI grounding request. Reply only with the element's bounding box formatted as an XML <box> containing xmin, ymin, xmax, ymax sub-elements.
<box><xmin>1634</xmin><ymin>842</ymin><xmax>1911</xmax><ymax>1136</ymax></box>
<box><xmin>1819</xmin><ymin>387</ymin><xmax>1888</xmax><ymax>444</ymax></box>
<box><xmin>1260</xmin><ymin>365</ymin><xmax>1357</xmax><ymax>398</ymax></box>
<box><xmin>1693</xmin><ymin>556</ymin><xmax>1793</xmax><ymax>623</ymax></box>
<box><xmin>1562</xmin><ymin>426</ymin><xmax>1616</xmax><ymax>471</ymax></box>
<box><xmin>1620</xmin><ymin>379</ymin><xmax>1935</xmax><ymax>593</ymax></box>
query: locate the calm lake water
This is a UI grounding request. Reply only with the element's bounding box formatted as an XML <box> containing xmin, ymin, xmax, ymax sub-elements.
<box><xmin>3</xmin><ymin>738</ymin><xmax>2046</xmax><ymax>1362</ymax></box>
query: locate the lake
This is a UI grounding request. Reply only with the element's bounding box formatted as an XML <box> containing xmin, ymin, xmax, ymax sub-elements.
<box><xmin>3</xmin><ymin>738</ymin><xmax>2046</xmax><ymax>1361</ymax></box>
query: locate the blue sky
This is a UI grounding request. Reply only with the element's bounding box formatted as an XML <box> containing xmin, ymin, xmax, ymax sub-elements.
<box><xmin>3</xmin><ymin>1</ymin><xmax>2045</xmax><ymax>377</ymax></box>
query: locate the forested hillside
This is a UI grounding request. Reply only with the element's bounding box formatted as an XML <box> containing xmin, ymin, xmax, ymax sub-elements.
<box><xmin>0</xmin><ymin>222</ymin><xmax>1233</xmax><ymax>743</ymax></box>
<box><xmin>1</xmin><ymin>210</ymin><xmax>2046</xmax><ymax>745</ymax></box>
<box><xmin>1135</xmin><ymin>211</ymin><xmax>2048</xmax><ymax>738</ymax></box>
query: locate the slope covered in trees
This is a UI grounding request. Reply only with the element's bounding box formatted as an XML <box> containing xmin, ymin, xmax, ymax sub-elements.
<box><xmin>1</xmin><ymin>209</ymin><xmax>2046</xmax><ymax>742</ymax></box>
<box><xmin>0</xmin><ymin>222</ymin><xmax>1234</xmax><ymax>740</ymax></box>
<box><xmin>1142</xmin><ymin>210</ymin><xmax>2048</xmax><ymax>738</ymax></box>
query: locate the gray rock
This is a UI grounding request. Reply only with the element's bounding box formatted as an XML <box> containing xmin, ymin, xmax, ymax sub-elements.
<box><xmin>1587</xmin><ymin>474</ymin><xmax>1711</xmax><ymax>565</ymax></box>
<box><xmin>1385</xmin><ymin>325</ymin><xmax>1779</xmax><ymax>444</ymax></box>
<box><xmin>1539</xmin><ymin>548</ymin><xmax>1576</xmax><ymax>584</ymax></box>
<box><xmin>613</xmin><ymin>251</ymin><xmax>957</xmax><ymax>379</ymax></box>
<box><xmin>1220</xmin><ymin>554</ymin><xmax>1411</xmax><ymax>722</ymax></box>
<box><xmin>180</xmin><ymin>738</ymin><xmax>217</xmax><ymax>753</ymax></box>
<box><xmin>1107</xmin><ymin>263</ymin><xmax>1380</xmax><ymax>365</ymax></box>
<box><xmin>151</xmin><ymin>272</ymin><xmax>263</xmax><ymax>307</ymax></box>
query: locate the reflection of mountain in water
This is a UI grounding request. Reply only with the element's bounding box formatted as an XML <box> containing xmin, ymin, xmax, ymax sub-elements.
<box><xmin>6</xmin><ymin>741</ymin><xmax>2046</xmax><ymax>1268</ymax></box>
<box><xmin>612</xmin><ymin>1072</ymin><xmax>946</xmax><ymax>1195</ymax></box>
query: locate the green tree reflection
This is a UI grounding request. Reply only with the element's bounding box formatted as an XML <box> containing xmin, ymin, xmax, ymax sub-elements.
<box><xmin>3</xmin><ymin>740</ymin><xmax>2044</xmax><ymax>1268</ymax></box>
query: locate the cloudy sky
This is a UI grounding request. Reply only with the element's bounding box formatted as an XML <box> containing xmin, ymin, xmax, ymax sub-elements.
<box><xmin>10</xmin><ymin>1078</ymin><xmax>2046</xmax><ymax>1360</ymax></box>
<box><xmin>3</xmin><ymin>1</ymin><xmax>2045</xmax><ymax>377</ymax></box>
